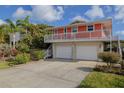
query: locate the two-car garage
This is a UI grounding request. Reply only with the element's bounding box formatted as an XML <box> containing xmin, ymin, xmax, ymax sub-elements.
<box><xmin>53</xmin><ymin>42</ymin><xmax>103</xmax><ymax>60</ymax></box>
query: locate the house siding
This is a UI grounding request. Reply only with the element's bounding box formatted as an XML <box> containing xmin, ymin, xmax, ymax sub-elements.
<box><xmin>67</xmin><ymin>27</ymin><xmax>72</xmax><ymax>33</ymax></box>
<box><xmin>58</xmin><ymin>28</ymin><xmax>64</xmax><ymax>34</ymax></box>
<box><xmin>91</xmin><ymin>31</ymin><xmax>102</xmax><ymax>37</ymax></box>
<box><xmin>51</xmin><ymin>20</ymin><xmax>112</xmax><ymax>39</ymax></box>
<box><xmin>78</xmin><ymin>25</ymin><xmax>87</xmax><ymax>32</ymax></box>
<box><xmin>95</xmin><ymin>23</ymin><xmax>102</xmax><ymax>30</ymax></box>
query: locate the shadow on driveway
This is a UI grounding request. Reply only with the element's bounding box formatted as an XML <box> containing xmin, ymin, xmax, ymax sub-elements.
<box><xmin>76</xmin><ymin>67</ymin><xmax>94</xmax><ymax>72</ymax></box>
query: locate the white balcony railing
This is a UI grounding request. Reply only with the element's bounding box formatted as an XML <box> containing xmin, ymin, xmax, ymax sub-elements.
<box><xmin>44</xmin><ymin>31</ymin><xmax>118</xmax><ymax>43</ymax></box>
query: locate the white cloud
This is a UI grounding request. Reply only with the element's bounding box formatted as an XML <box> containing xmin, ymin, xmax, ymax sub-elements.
<box><xmin>32</xmin><ymin>6</ymin><xmax>64</xmax><ymax>22</ymax></box>
<box><xmin>85</xmin><ymin>6</ymin><xmax>104</xmax><ymax>20</ymax></box>
<box><xmin>104</xmin><ymin>6</ymin><xmax>112</xmax><ymax>13</ymax></box>
<box><xmin>114</xmin><ymin>6</ymin><xmax>124</xmax><ymax>22</ymax></box>
<box><xmin>12</xmin><ymin>5</ymin><xmax>64</xmax><ymax>22</ymax></box>
<box><xmin>72</xmin><ymin>15</ymin><xmax>88</xmax><ymax>22</ymax></box>
<box><xmin>12</xmin><ymin>7</ymin><xmax>32</xmax><ymax>18</ymax></box>
<box><xmin>116</xmin><ymin>30</ymin><xmax>124</xmax><ymax>35</ymax></box>
<box><xmin>115</xmin><ymin>6</ymin><xmax>123</xmax><ymax>11</ymax></box>
<box><xmin>0</xmin><ymin>19</ymin><xmax>6</xmax><ymax>25</ymax></box>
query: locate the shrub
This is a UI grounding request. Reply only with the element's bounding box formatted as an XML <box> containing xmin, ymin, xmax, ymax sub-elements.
<box><xmin>98</xmin><ymin>52</ymin><xmax>120</xmax><ymax>69</ymax></box>
<box><xmin>31</xmin><ymin>34</ymin><xmax>50</xmax><ymax>49</ymax></box>
<box><xmin>16</xmin><ymin>42</ymin><xmax>30</xmax><ymax>53</ymax></box>
<box><xmin>8</xmin><ymin>61</ymin><xmax>15</xmax><ymax>66</ymax></box>
<box><xmin>6</xmin><ymin>58</ymin><xmax>15</xmax><ymax>66</ymax></box>
<box><xmin>121</xmin><ymin>60</ymin><xmax>124</xmax><ymax>69</ymax></box>
<box><xmin>6</xmin><ymin>57</ymin><xmax>15</xmax><ymax>62</ymax></box>
<box><xmin>0</xmin><ymin>44</ymin><xmax>11</xmax><ymax>57</ymax></box>
<box><xmin>21</xmin><ymin>34</ymin><xmax>33</xmax><ymax>47</ymax></box>
<box><xmin>15</xmin><ymin>53</ymin><xmax>30</xmax><ymax>64</ymax></box>
<box><xmin>0</xmin><ymin>50</ymin><xmax>3</xmax><ymax>58</ymax></box>
<box><xmin>93</xmin><ymin>65</ymin><xmax>121</xmax><ymax>74</ymax></box>
<box><xmin>31</xmin><ymin>50</ymin><xmax>45</xmax><ymax>61</ymax></box>
<box><xmin>11</xmin><ymin>48</ymin><xmax>19</xmax><ymax>56</ymax></box>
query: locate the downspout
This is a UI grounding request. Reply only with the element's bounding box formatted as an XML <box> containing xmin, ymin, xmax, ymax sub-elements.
<box><xmin>110</xmin><ymin>20</ymin><xmax>112</xmax><ymax>52</ymax></box>
<box><xmin>118</xmin><ymin>36</ymin><xmax>122</xmax><ymax>58</ymax></box>
<box><xmin>110</xmin><ymin>31</ymin><xmax>112</xmax><ymax>52</ymax></box>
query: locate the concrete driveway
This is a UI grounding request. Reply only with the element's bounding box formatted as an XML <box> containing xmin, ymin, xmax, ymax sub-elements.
<box><xmin>0</xmin><ymin>59</ymin><xmax>98</xmax><ymax>88</ymax></box>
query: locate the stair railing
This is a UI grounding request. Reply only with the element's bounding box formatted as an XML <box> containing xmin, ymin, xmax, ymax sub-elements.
<box><xmin>44</xmin><ymin>45</ymin><xmax>52</xmax><ymax>59</ymax></box>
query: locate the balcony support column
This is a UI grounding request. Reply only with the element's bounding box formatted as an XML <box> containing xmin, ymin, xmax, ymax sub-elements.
<box><xmin>72</xmin><ymin>43</ymin><xmax>76</xmax><ymax>61</ymax></box>
<box><xmin>52</xmin><ymin>43</ymin><xmax>56</xmax><ymax>58</ymax></box>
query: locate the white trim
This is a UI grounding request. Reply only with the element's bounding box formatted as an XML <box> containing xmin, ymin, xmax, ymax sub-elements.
<box><xmin>44</xmin><ymin>30</ymin><xmax>118</xmax><ymax>43</ymax></box>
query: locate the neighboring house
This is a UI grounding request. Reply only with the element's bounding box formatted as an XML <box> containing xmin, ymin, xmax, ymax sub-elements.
<box><xmin>44</xmin><ymin>19</ymin><xmax>118</xmax><ymax>60</ymax></box>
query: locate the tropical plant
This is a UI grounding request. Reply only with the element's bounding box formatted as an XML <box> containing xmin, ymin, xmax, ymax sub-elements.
<box><xmin>16</xmin><ymin>16</ymin><xmax>31</xmax><ymax>34</ymax></box>
<box><xmin>15</xmin><ymin>53</ymin><xmax>30</xmax><ymax>64</ymax></box>
<box><xmin>10</xmin><ymin>48</ymin><xmax>19</xmax><ymax>56</ymax></box>
<box><xmin>21</xmin><ymin>34</ymin><xmax>33</xmax><ymax>47</ymax></box>
<box><xmin>0</xmin><ymin>44</ymin><xmax>11</xmax><ymax>61</ymax></box>
<box><xmin>0</xmin><ymin>24</ymin><xmax>7</xmax><ymax>43</ymax></box>
<box><xmin>0</xmin><ymin>30</ymin><xmax>5</xmax><ymax>43</ymax></box>
<box><xmin>6</xmin><ymin>19</ymin><xmax>20</xmax><ymax>49</ymax></box>
<box><xmin>31</xmin><ymin>50</ymin><xmax>45</xmax><ymax>60</ymax></box>
<box><xmin>16</xmin><ymin>42</ymin><xmax>30</xmax><ymax>53</ymax></box>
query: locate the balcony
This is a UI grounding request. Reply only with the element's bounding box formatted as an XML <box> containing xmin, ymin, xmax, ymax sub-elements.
<box><xmin>44</xmin><ymin>31</ymin><xmax>118</xmax><ymax>43</ymax></box>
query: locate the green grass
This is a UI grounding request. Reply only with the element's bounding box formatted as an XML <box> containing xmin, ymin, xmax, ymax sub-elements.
<box><xmin>79</xmin><ymin>71</ymin><xmax>124</xmax><ymax>88</ymax></box>
<box><xmin>0</xmin><ymin>61</ymin><xmax>10</xmax><ymax>69</ymax></box>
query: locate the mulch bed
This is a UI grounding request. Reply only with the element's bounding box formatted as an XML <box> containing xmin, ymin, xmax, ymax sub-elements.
<box><xmin>94</xmin><ymin>64</ymin><xmax>124</xmax><ymax>76</ymax></box>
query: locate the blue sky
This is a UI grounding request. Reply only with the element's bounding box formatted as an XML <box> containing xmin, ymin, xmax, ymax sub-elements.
<box><xmin>0</xmin><ymin>5</ymin><xmax>124</xmax><ymax>39</ymax></box>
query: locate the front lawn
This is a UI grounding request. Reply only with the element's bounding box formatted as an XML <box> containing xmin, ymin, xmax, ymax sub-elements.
<box><xmin>79</xmin><ymin>71</ymin><xmax>124</xmax><ymax>88</ymax></box>
<box><xmin>0</xmin><ymin>61</ymin><xmax>10</xmax><ymax>69</ymax></box>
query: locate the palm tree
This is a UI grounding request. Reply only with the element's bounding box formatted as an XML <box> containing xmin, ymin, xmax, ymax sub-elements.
<box><xmin>16</xmin><ymin>16</ymin><xmax>31</xmax><ymax>34</ymax></box>
<box><xmin>6</xmin><ymin>19</ymin><xmax>19</xmax><ymax>49</ymax></box>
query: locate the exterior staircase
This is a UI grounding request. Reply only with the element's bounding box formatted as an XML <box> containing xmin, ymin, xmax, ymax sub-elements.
<box><xmin>44</xmin><ymin>45</ymin><xmax>52</xmax><ymax>59</ymax></box>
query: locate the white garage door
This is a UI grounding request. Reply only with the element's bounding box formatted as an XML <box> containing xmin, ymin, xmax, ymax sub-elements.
<box><xmin>76</xmin><ymin>45</ymin><xmax>97</xmax><ymax>60</ymax></box>
<box><xmin>56</xmin><ymin>46</ymin><xmax>72</xmax><ymax>59</ymax></box>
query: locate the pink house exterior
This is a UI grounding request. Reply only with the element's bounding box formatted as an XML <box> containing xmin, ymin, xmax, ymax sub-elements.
<box><xmin>44</xmin><ymin>19</ymin><xmax>118</xmax><ymax>60</ymax></box>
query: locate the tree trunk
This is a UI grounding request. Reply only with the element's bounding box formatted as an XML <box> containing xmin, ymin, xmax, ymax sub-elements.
<box><xmin>107</xmin><ymin>62</ymin><xmax>109</xmax><ymax>69</ymax></box>
<box><xmin>26</xmin><ymin>28</ymin><xmax>28</xmax><ymax>34</ymax></box>
<box><xmin>121</xmin><ymin>60</ymin><xmax>124</xmax><ymax>69</ymax></box>
<box><xmin>13</xmin><ymin>34</ymin><xmax>16</xmax><ymax>49</ymax></box>
<box><xmin>109</xmin><ymin>63</ymin><xmax>113</xmax><ymax>71</ymax></box>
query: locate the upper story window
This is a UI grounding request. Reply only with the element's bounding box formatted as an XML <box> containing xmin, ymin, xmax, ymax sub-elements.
<box><xmin>72</xmin><ymin>26</ymin><xmax>77</xmax><ymax>32</ymax></box>
<box><xmin>88</xmin><ymin>25</ymin><xmax>93</xmax><ymax>31</ymax></box>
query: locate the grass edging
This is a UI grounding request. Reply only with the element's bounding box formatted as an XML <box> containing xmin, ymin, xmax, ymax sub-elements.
<box><xmin>0</xmin><ymin>62</ymin><xmax>10</xmax><ymax>69</ymax></box>
<box><xmin>79</xmin><ymin>71</ymin><xmax>124</xmax><ymax>88</ymax></box>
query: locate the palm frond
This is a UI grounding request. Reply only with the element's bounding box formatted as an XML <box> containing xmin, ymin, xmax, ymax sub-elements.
<box><xmin>24</xmin><ymin>16</ymin><xmax>30</xmax><ymax>23</ymax></box>
<box><xmin>6</xmin><ymin>19</ymin><xmax>16</xmax><ymax>28</ymax></box>
<box><xmin>16</xmin><ymin>20</ymin><xmax>25</xmax><ymax>26</ymax></box>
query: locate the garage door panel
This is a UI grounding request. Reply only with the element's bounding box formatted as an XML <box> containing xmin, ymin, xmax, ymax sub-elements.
<box><xmin>56</xmin><ymin>46</ymin><xmax>72</xmax><ymax>59</ymax></box>
<box><xmin>76</xmin><ymin>46</ymin><xmax>97</xmax><ymax>60</ymax></box>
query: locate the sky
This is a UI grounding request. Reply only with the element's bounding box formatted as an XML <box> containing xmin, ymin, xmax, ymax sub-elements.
<box><xmin>0</xmin><ymin>5</ymin><xmax>124</xmax><ymax>39</ymax></box>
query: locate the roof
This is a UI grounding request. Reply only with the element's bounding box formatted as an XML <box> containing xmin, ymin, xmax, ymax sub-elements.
<box><xmin>46</xmin><ymin>18</ymin><xmax>112</xmax><ymax>30</ymax></box>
